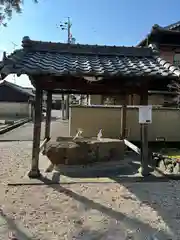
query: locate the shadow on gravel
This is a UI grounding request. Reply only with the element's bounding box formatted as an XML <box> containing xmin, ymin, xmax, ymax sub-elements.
<box><xmin>110</xmin><ymin>152</ymin><xmax>178</xmax><ymax>238</ymax></box>
<box><xmin>39</xmin><ymin>175</ymin><xmax>173</xmax><ymax>239</ymax></box>
<box><xmin>0</xmin><ymin>209</ymin><xmax>35</xmax><ymax>240</ymax></box>
<box><xmin>49</xmin><ymin>159</ymin><xmax>171</xmax><ymax>183</ymax></box>
<box><xmin>57</xmin><ymin>161</ymin><xmax>140</xmax><ymax>178</ymax></box>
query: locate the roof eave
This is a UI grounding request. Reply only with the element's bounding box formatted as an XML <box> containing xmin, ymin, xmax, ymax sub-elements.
<box><xmin>137</xmin><ymin>26</ymin><xmax>157</xmax><ymax>47</ymax></box>
<box><xmin>137</xmin><ymin>25</ymin><xmax>180</xmax><ymax>47</ymax></box>
<box><xmin>164</xmin><ymin>21</ymin><xmax>180</xmax><ymax>30</ymax></box>
<box><xmin>137</xmin><ymin>38</ymin><xmax>148</xmax><ymax>47</ymax></box>
<box><xmin>1</xmin><ymin>36</ymin><xmax>180</xmax><ymax>83</ymax></box>
<box><xmin>0</xmin><ymin>80</ymin><xmax>34</xmax><ymax>98</ymax></box>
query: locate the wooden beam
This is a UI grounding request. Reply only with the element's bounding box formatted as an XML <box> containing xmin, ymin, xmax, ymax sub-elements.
<box><xmin>33</xmin><ymin>75</ymin><xmax>143</xmax><ymax>95</ymax></box>
<box><xmin>40</xmin><ymin>138</ymin><xmax>48</xmax><ymax>152</ymax></box>
<box><xmin>139</xmin><ymin>84</ymin><xmax>150</xmax><ymax>176</ymax></box>
<box><xmin>120</xmin><ymin>95</ymin><xmax>128</xmax><ymax>139</ymax></box>
<box><xmin>28</xmin><ymin>84</ymin><xmax>42</xmax><ymax>178</ymax></box>
<box><xmin>31</xmin><ymin>74</ymin><xmax>174</xmax><ymax>95</ymax></box>
<box><xmin>124</xmin><ymin>139</ymin><xmax>140</xmax><ymax>154</ymax></box>
<box><xmin>47</xmin><ymin>89</ymin><xmax>138</xmax><ymax>95</ymax></box>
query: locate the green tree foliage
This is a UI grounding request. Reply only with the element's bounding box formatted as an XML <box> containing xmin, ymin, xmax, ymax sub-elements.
<box><xmin>0</xmin><ymin>0</ymin><xmax>38</xmax><ymax>26</ymax></box>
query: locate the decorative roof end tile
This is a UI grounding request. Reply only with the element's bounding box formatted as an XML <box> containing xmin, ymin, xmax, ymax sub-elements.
<box><xmin>22</xmin><ymin>36</ymin><xmax>31</xmax><ymax>48</ymax></box>
<box><xmin>23</xmin><ymin>36</ymin><xmax>30</xmax><ymax>42</ymax></box>
<box><xmin>2</xmin><ymin>51</ymin><xmax>7</xmax><ymax>61</ymax></box>
<box><xmin>148</xmin><ymin>44</ymin><xmax>159</xmax><ymax>54</ymax></box>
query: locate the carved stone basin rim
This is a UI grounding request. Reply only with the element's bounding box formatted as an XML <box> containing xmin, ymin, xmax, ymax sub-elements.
<box><xmin>56</xmin><ymin>136</ymin><xmax>123</xmax><ymax>143</ymax></box>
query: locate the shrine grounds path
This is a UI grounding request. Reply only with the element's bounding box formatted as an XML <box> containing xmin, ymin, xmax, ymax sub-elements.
<box><xmin>0</xmin><ymin>110</ymin><xmax>69</xmax><ymax>142</ymax></box>
<box><xmin>0</xmin><ymin>111</ymin><xmax>180</xmax><ymax>239</ymax></box>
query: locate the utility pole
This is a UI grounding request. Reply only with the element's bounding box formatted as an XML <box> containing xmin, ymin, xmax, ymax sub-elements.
<box><xmin>11</xmin><ymin>42</ymin><xmax>18</xmax><ymax>84</ymax></box>
<box><xmin>57</xmin><ymin>17</ymin><xmax>75</xmax><ymax>120</ymax></box>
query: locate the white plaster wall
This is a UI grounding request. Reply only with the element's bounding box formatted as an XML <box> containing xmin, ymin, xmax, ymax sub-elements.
<box><xmin>70</xmin><ymin>106</ymin><xmax>180</xmax><ymax>141</ymax></box>
<box><xmin>0</xmin><ymin>102</ymin><xmax>31</xmax><ymax>118</ymax></box>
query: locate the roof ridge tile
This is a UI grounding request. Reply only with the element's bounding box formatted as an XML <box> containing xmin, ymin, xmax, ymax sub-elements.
<box><xmin>21</xmin><ymin>36</ymin><xmax>153</xmax><ymax>57</ymax></box>
<box><xmin>0</xmin><ymin>80</ymin><xmax>34</xmax><ymax>97</ymax></box>
<box><xmin>164</xmin><ymin>21</ymin><xmax>180</xmax><ymax>30</ymax></box>
<box><xmin>0</xmin><ymin>37</ymin><xmax>179</xmax><ymax>81</ymax></box>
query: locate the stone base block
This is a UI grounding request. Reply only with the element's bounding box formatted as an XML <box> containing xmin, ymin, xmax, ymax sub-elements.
<box><xmin>45</xmin><ymin>137</ymin><xmax>125</xmax><ymax>166</ymax></box>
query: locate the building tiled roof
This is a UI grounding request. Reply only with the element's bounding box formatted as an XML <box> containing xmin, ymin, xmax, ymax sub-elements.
<box><xmin>1</xmin><ymin>36</ymin><xmax>180</xmax><ymax>80</ymax></box>
<box><xmin>22</xmin><ymin>87</ymin><xmax>35</xmax><ymax>96</ymax></box>
<box><xmin>0</xmin><ymin>80</ymin><xmax>34</xmax><ymax>97</ymax></box>
<box><xmin>137</xmin><ymin>23</ymin><xmax>180</xmax><ymax>46</ymax></box>
<box><xmin>164</xmin><ymin>21</ymin><xmax>180</xmax><ymax>30</ymax></box>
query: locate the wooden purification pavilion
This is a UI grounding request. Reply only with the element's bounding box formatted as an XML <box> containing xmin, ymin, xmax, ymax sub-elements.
<box><xmin>1</xmin><ymin>36</ymin><xmax>180</xmax><ymax>178</ymax></box>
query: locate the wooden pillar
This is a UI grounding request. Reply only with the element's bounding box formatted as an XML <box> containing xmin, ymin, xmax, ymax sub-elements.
<box><xmin>28</xmin><ymin>85</ymin><xmax>42</xmax><ymax>178</ymax></box>
<box><xmin>31</xmin><ymin>103</ymin><xmax>34</xmax><ymax>120</ymax></box>
<box><xmin>131</xmin><ymin>94</ymin><xmax>134</xmax><ymax>105</ymax></box>
<box><xmin>61</xmin><ymin>93</ymin><xmax>65</xmax><ymax>120</ymax></box>
<box><xmin>139</xmin><ymin>86</ymin><xmax>150</xmax><ymax>176</ymax></box>
<box><xmin>101</xmin><ymin>95</ymin><xmax>104</xmax><ymax>105</ymax></box>
<box><xmin>42</xmin><ymin>91</ymin><xmax>52</xmax><ymax>155</ymax></box>
<box><xmin>80</xmin><ymin>94</ymin><xmax>83</xmax><ymax>105</ymax></box>
<box><xmin>45</xmin><ymin>91</ymin><xmax>52</xmax><ymax>140</ymax></box>
<box><xmin>65</xmin><ymin>94</ymin><xmax>70</xmax><ymax>119</ymax></box>
<box><xmin>120</xmin><ymin>95</ymin><xmax>127</xmax><ymax>139</ymax></box>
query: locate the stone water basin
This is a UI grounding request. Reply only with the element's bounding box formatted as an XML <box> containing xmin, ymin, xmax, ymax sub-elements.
<box><xmin>45</xmin><ymin>136</ymin><xmax>125</xmax><ymax>165</ymax></box>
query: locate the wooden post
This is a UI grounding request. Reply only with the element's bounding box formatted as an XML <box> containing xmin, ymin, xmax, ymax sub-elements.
<box><xmin>45</xmin><ymin>91</ymin><xmax>52</xmax><ymax>140</ymax></box>
<box><xmin>31</xmin><ymin>103</ymin><xmax>34</xmax><ymax>120</ymax></box>
<box><xmin>139</xmin><ymin>86</ymin><xmax>150</xmax><ymax>176</ymax></box>
<box><xmin>28</xmin><ymin>84</ymin><xmax>42</xmax><ymax>178</ymax></box>
<box><xmin>101</xmin><ymin>95</ymin><xmax>104</xmax><ymax>105</ymax></box>
<box><xmin>61</xmin><ymin>93</ymin><xmax>65</xmax><ymax>120</ymax></box>
<box><xmin>42</xmin><ymin>91</ymin><xmax>52</xmax><ymax>154</ymax></box>
<box><xmin>80</xmin><ymin>95</ymin><xmax>83</xmax><ymax>105</ymax></box>
<box><xmin>65</xmin><ymin>94</ymin><xmax>70</xmax><ymax>119</ymax></box>
<box><xmin>131</xmin><ymin>94</ymin><xmax>134</xmax><ymax>105</ymax></box>
<box><xmin>120</xmin><ymin>95</ymin><xmax>127</xmax><ymax>139</ymax></box>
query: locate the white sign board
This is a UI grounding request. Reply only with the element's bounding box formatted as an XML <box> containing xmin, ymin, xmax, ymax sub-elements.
<box><xmin>139</xmin><ymin>105</ymin><xmax>152</xmax><ymax>124</ymax></box>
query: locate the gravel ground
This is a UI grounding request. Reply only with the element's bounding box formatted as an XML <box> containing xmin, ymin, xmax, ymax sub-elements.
<box><xmin>0</xmin><ymin>141</ymin><xmax>180</xmax><ymax>239</ymax></box>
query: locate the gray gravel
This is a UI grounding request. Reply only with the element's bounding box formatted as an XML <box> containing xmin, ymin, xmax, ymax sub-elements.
<box><xmin>0</xmin><ymin>141</ymin><xmax>179</xmax><ymax>239</ymax></box>
<box><xmin>0</xmin><ymin>111</ymin><xmax>179</xmax><ymax>239</ymax></box>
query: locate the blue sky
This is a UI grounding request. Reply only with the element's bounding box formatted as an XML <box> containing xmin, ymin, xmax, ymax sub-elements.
<box><xmin>1</xmin><ymin>0</ymin><xmax>180</xmax><ymax>87</ymax></box>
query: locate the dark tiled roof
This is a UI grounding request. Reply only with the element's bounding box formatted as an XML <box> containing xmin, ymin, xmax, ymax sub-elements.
<box><xmin>1</xmin><ymin>36</ymin><xmax>180</xmax><ymax>80</ymax></box>
<box><xmin>164</xmin><ymin>21</ymin><xmax>180</xmax><ymax>30</ymax></box>
<box><xmin>22</xmin><ymin>87</ymin><xmax>35</xmax><ymax>96</ymax></box>
<box><xmin>0</xmin><ymin>80</ymin><xmax>34</xmax><ymax>97</ymax></box>
<box><xmin>137</xmin><ymin>24</ymin><xmax>180</xmax><ymax>46</ymax></box>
